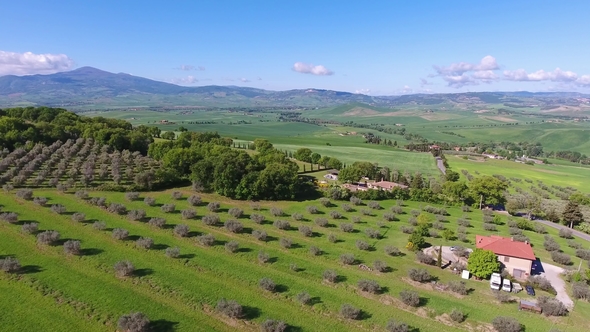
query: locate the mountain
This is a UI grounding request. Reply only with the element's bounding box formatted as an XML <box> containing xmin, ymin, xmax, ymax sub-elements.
<box><xmin>0</xmin><ymin>67</ymin><xmax>588</xmax><ymax>109</ymax></box>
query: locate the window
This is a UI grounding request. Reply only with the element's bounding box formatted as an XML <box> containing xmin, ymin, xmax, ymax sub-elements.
<box><xmin>504</xmin><ymin>256</ymin><xmax>510</xmax><ymax>263</ymax></box>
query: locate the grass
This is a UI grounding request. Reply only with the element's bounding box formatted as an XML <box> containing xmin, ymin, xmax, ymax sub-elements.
<box><xmin>1</xmin><ymin>188</ymin><xmax>589</xmax><ymax>331</ymax></box>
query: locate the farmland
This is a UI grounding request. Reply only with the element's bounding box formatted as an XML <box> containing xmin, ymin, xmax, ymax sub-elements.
<box><xmin>1</xmin><ymin>188</ymin><xmax>590</xmax><ymax>331</ymax></box>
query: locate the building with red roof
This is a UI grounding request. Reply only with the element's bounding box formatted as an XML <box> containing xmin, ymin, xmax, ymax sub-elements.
<box><xmin>476</xmin><ymin>235</ymin><xmax>536</xmax><ymax>279</ymax></box>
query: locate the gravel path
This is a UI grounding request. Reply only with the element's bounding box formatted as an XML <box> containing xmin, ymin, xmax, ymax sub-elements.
<box><xmin>538</xmin><ymin>261</ymin><xmax>574</xmax><ymax>308</ymax></box>
<box><xmin>435</xmin><ymin>157</ymin><xmax>446</xmax><ymax>175</ymax></box>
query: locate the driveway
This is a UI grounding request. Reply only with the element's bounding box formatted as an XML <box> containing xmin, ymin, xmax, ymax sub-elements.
<box><xmin>435</xmin><ymin>157</ymin><xmax>446</xmax><ymax>175</ymax></box>
<box><xmin>537</xmin><ymin>261</ymin><xmax>574</xmax><ymax>308</ymax></box>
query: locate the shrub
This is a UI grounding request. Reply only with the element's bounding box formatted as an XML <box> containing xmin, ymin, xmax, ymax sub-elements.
<box><xmin>207</xmin><ymin>202</ymin><xmax>220</xmax><ymax>212</ymax></box>
<box><xmin>401</xmin><ymin>226</ymin><xmax>414</xmax><ymax>234</ymax></box>
<box><xmin>187</xmin><ymin>194</ymin><xmax>201</xmax><ymax>206</ymax></box>
<box><xmin>63</xmin><ymin>240</ymin><xmax>81</xmax><ymax>255</ymax></box>
<box><xmin>143</xmin><ymin>196</ymin><xmax>156</xmax><ymax>206</ymax></box>
<box><xmin>299</xmin><ymin>225</ymin><xmax>313</xmax><ymax>237</ymax></box>
<box><xmin>350</xmin><ymin>196</ymin><xmax>362</xmax><ymax>206</ymax></box>
<box><xmin>340</xmin><ymin>304</ymin><xmax>360</xmax><ymax>319</ymax></box>
<box><xmin>315</xmin><ymin>217</ymin><xmax>328</xmax><ymax>227</ymax></box>
<box><xmin>306</xmin><ymin>205</ymin><xmax>319</xmax><ymax>214</ymax></box>
<box><xmin>148</xmin><ymin>217</ymin><xmax>166</xmax><ymax>228</ymax></box>
<box><xmin>173</xmin><ymin>224</ymin><xmax>189</xmax><ymax>237</ymax></box>
<box><xmin>21</xmin><ymin>222</ymin><xmax>39</xmax><ymax>234</ymax></box>
<box><xmin>171</xmin><ymin>191</ymin><xmax>182</xmax><ymax>200</ymax></box>
<box><xmin>416</xmin><ymin>251</ymin><xmax>435</xmax><ymax>265</ymax></box>
<box><xmin>365</xmin><ymin>228</ymin><xmax>381</xmax><ymax>239</ymax></box>
<box><xmin>383</xmin><ymin>213</ymin><xmax>396</xmax><ymax>221</ymax></box>
<box><xmin>51</xmin><ymin>204</ymin><xmax>67</xmax><ymax>215</ymax></box>
<box><xmin>309</xmin><ymin>246</ymin><xmax>321</xmax><ymax>256</ymax></box>
<box><xmin>202</xmin><ymin>214</ymin><xmax>220</xmax><ymax>226</ymax></box>
<box><xmin>328</xmin><ymin>233</ymin><xmax>338</xmax><ymax>243</ymax></box>
<box><xmin>92</xmin><ymin>221</ymin><xmax>106</xmax><ymax>231</ymax></box>
<box><xmin>259</xmin><ymin>277</ymin><xmax>276</xmax><ymax>292</ymax></box>
<box><xmin>197</xmin><ymin>234</ymin><xmax>215</xmax><ymax>246</ymax></box>
<box><xmin>15</xmin><ymin>189</ymin><xmax>33</xmax><ymax>200</ymax></box>
<box><xmin>108</xmin><ymin>203</ymin><xmax>127</xmax><ymax>215</ymax></box>
<box><xmin>319</xmin><ymin>197</ymin><xmax>331</xmax><ymax>207</ymax></box>
<box><xmin>544</xmin><ymin>236</ymin><xmax>561</xmax><ymax>252</ymax></box>
<box><xmin>37</xmin><ymin>230</ymin><xmax>60</xmax><ymax>245</ymax></box>
<box><xmin>32</xmin><ymin>196</ymin><xmax>48</xmax><ymax>206</ymax></box>
<box><xmin>225</xmin><ymin>240</ymin><xmax>239</xmax><ymax>253</ymax></box>
<box><xmin>448</xmin><ymin>281</ymin><xmax>468</xmax><ymax>295</ymax></box>
<box><xmin>509</xmin><ymin>227</ymin><xmax>523</xmax><ymax>236</ymax></box>
<box><xmin>330</xmin><ymin>210</ymin><xmax>342</xmax><ymax>219</ymax></box>
<box><xmin>216</xmin><ymin>298</ymin><xmax>243</xmax><ymax>318</ymax></box>
<box><xmin>224</xmin><ymin>220</ymin><xmax>243</xmax><ymax>233</ymax></box>
<box><xmin>461</xmin><ymin>205</ymin><xmax>471</xmax><ymax>212</ymax></box>
<box><xmin>125</xmin><ymin>192</ymin><xmax>140</xmax><ymax>201</ymax></box>
<box><xmin>323</xmin><ymin>270</ymin><xmax>337</xmax><ymax>283</ymax></box>
<box><xmin>373</xmin><ymin>260</ymin><xmax>388</xmax><ymax>272</ymax></box>
<box><xmin>260</xmin><ymin>319</ymin><xmax>287</xmax><ymax>332</ymax></box>
<box><xmin>399</xmin><ymin>290</ymin><xmax>420</xmax><ymax>307</ymax></box>
<box><xmin>492</xmin><ymin>317</ymin><xmax>522</xmax><ymax>332</ymax></box>
<box><xmin>408</xmin><ymin>268</ymin><xmax>432</xmax><ymax>282</ymax></box>
<box><xmin>512</xmin><ymin>234</ymin><xmax>530</xmax><ymax>243</ymax></box>
<box><xmin>257</xmin><ymin>251</ymin><xmax>270</xmax><ymax>263</ymax></box>
<box><xmin>358</xmin><ymin>279</ymin><xmax>381</xmax><ymax>293</ymax></box>
<box><xmin>559</xmin><ymin>228</ymin><xmax>573</xmax><ymax>239</ymax></box>
<box><xmin>273</xmin><ymin>220</ymin><xmax>290</xmax><ymax>230</ymax></box>
<box><xmin>161</xmin><ymin>204</ymin><xmax>175</xmax><ymax>213</ymax></box>
<box><xmin>250</xmin><ymin>213</ymin><xmax>265</xmax><ymax>224</ymax></box>
<box><xmin>538</xmin><ymin>296</ymin><xmax>568</xmax><ymax>316</ymax></box>
<box><xmin>428</xmin><ymin>229</ymin><xmax>439</xmax><ymax>238</ymax></box>
<box><xmin>228</xmin><ymin>207</ymin><xmax>244</xmax><ymax>218</ymax></box>
<box><xmin>0</xmin><ymin>212</ymin><xmax>17</xmax><ymax>224</ymax></box>
<box><xmin>433</xmin><ymin>221</ymin><xmax>445</xmax><ymax>230</ymax></box>
<box><xmin>453</xmin><ymin>246</ymin><xmax>470</xmax><ymax>258</ymax></box>
<box><xmin>296</xmin><ymin>291</ymin><xmax>312</xmax><ymax>305</ymax></box>
<box><xmin>384</xmin><ymin>246</ymin><xmax>401</xmax><ymax>256</ymax></box>
<box><xmin>360</xmin><ymin>209</ymin><xmax>372</xmax><ymax>216</ymax></box>
<box><xmin>576</xmin><ymin>249</ymin><xmax>590</xmax><ymax>260</ymax></box>
<box><xmin>279</xmin><ymin>237</ymin><xmax>292</xmax><ymax>249</ymax></box>
<box><xmin>127</xmin><ymin>209</ymin><xmax>146</xmax><ymax>221</ymax></box>
<box><xmin>112</xmin><ymin>228</ymin><xmax>129</xmax><ymax>240</ymax></box>
<box><xmin>410</xmin><ymin>209</ymin><xmax>420</xmax><ymax>217</ymax></box>
<box><xmin>572</xmin><ymin>282</ymin><xmax>590</xmax><ymax>300</ymax></box>
<box><xmin>114</xmin><ymin>260</ymin><xmax>135</xmax><ymax>277</ymax></box>
<box><xmin>457</xmin><ymin>218</ymin><xmax>471</xmax><ymax>227</ymax></box>
<box><xmin>408</xmin><ymin>217</ymin><xmax>418</xmax><ymax>226</ymax></box>
<box><xmin>355</xmin><ymin>240</ymin><xmax>370</xmax><ymax>251</ymax></box>
<box><xmin>270</xmin><ymin>207</ymin><xmax>283</xmax><ymax>217</ymax></box>
<box><xmin>352</xmin><ymin>216</ymin><xmax>362</xmax><ymax>224</ymax></box>
<box><xmin>291</xmin><ymin>212</ymin><xmax>303</xmax><ymax>221</ymax></box>
<box><xmin>340</xmin><ymin>253</ymin><xmax>355</xmax><ymax>265</ymax></box>
<box><xmin>89</xmin><ymin>197</ymin><xmax>107</xmax><ymax>207</ymax></box>
<box><xmin>551</xmin><ymin>251</ymin><xmax>572</xmax><ymax>265</ymax></box>
<box><xmin>368</xmin><ymin>201</ymin><xmax>381</xmax><ymax>209</ymax></box>
<box><xmin>457</xmin><ymin>233</ymin><xmax>468</xmax><ymax>242</ymax></box>
<box><xmin>252</xmin><ymin>230</ymin><xmax>267</xmax><ymax>241</ymax></box>
<box><xmin>567</xmin><ymin>240</ymin><xmax>583</xmax><ymax>249</ymax></box>
<box><xmin>483</xmin><ymin>223</ymin><xmax>497</xmax><ymax>231</ymax></box>
<box><xmin>135</xmin><ymin>237</ymin><xmax>154</xmax><ymax>250</ymax></box>
<box><xmin>165</xmin><ymin>247</ymin><xmax>180</xmax><ymax>258</ymax></box>
<box><xmin>495</xmin><ymin>291</ymin><xmax>513</xmax><ymax>303</ymax></box>
<box><xmin>528</xmin><ymin>275</ymin><xmax>557</xmax><ymax>294</ymax></box>
<box><xmin>391</xmin><ymin>206</ymin><xmax>403</xmax><ymax>214</ymax></box>
<box><xmin>0</xmin><ymin>256</ymin><xmax>21</xmax><ymax>273</ymax></box>
<box><xmin>386</xmin><ymin>320</ymin><xmax>409</xmax><ymax>332</ymax></box>
<box><xmin>449</xmin><ymin>309</ymin><xmax>465</xmax><ymax>323</ymax></box>
<box><xmin>534</xmin><ymin>224</ymin><xmax>547</xmax><ymax>234</ymax></box>
<box><xmin>117</xmin><ymin>312</ymin><xmax>149</xmax><ymax>332</ymax></box>
<box><xmin>457</xmin><ymin>226</ymin><xmax>467</xmax><ymax>234</ymax></box>
<box><xmin>180</xmin><ymin>209</ymin><xmax>196</xmax><ymax>220</ymax></box>
<box><xmin>340</xmin><ymin>223</ymin><xmax>354</xmax><ymax>232</ymax></box>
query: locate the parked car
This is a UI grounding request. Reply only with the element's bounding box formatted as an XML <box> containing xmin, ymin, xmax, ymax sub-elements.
<box><xmin>525</xmin><ymin>285</ymin><xmax>535</xmax><ymax>296</ymax></box>
<box><xmin>502</xmin><ymin>278</ymin><xmax>512</xmax><ymax>292</ymax></box>
<box><xmin>450</xmin><ymin>246</ymin><xmax>458</xmax><ymax>251</ymax></box>
<box><xmin>490</xmin><ymin>273</ymin><xmax>502</xmax><ymax>291</ymax></box>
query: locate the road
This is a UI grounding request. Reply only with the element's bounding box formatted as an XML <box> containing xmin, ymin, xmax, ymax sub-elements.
<box><xmin>533</xmin><ymin>218</ymin><xmax>590</xmax><ymax>242</ymax></box>
<box><xmin>537</xmin><ymin>261</ymin><xmax>574</xmax><ymax>308</ymax></box>
<box><xmin>435</xmin><ymin>157</ymin><xmax>446</xmax><ymax>175</ymax></box>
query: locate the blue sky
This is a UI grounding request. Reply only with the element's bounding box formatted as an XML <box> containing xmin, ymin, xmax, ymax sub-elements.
<box><xmin>1</xmin><ymin>0</ymin><xmax>589</xmax><ymax>95</ymax></box>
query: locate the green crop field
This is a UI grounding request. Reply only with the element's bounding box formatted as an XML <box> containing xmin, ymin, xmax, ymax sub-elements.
<box><xmin>1</xmin><ymin>188</ymin><xmax>589</xmax><ymax>331</ymax></box>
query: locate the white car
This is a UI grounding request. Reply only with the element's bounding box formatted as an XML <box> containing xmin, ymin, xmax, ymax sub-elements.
<box><xmin>490</xmin><ymin>273</ymin><xmax>502</xmax><ymax>291</ymax></box>
<box><xmin>502</xmin><ymin>278</ymin><xmax>512</xmax><ymax>292</ymax></box>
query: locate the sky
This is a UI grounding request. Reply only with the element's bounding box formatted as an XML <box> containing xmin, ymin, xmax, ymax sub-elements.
<box><xmin>1</xmin><ymin>0</ymin><xmax>590</xmax><ymax>95</ymax></box>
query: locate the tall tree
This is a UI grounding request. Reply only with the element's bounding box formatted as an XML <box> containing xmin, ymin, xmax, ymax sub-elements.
<box><xmin>468</xmin><ymin>176</ymin><xmax>508</xmax><ymax>208</ymax></box>
<box><xmin>467</xmin><ymin>249</ymin><xmax>500</xmax><ymax>279</ymax></box>
<box><xmin>562</xmin><ymin>200</ymin><xmax>584</xmax><ymax>228</ymax></box>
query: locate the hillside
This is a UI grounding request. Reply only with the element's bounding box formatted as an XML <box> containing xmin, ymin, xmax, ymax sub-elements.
<box><xmin>1</xmin><ymin>67</ymin><xmax>589</xmax><ymax>110</ymax></box>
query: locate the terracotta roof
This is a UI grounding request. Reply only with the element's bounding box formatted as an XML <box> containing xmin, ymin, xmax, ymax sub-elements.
<box><xmin>475</xmin><ymin>235</ymin><xmax>536</xmax><ymax>261</ymax></box>
<box><xmin>369</xmin><ymin>181</ymin><xmax>408</xmax><ymax>190</ymax></box>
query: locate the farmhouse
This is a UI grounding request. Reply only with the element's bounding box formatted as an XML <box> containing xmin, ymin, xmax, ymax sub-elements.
<box><xmin>367</xmin><ymin>180</ymin><xmax>408</xmax><ymax>191</ymax></box>
<box><xmin>476</xmin><ymin>235</ymin><xmax>536</xmax><ymax>280</ymax></box>
<box><xmin>324</xmin><ymin>169</ymin><xmax>339</xmax><ymax>181</ymax></box>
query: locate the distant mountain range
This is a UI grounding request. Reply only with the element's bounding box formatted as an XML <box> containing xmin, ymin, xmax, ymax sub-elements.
<box><xmin>0</xmin><ymin>67</ymin><xmax>588</xmax><ymax>109</ymax></box>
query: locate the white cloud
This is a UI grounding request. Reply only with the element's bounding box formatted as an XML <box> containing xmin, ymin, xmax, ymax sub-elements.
<box><xmin>433</xmin><ymin>55</ymin><xmax>500</xmax><ymax>87</ymax></box>
<box><xmin>175</xmin><ymin>65</ymin><xmax>205</xmax><ymax>71</ymax></box>
<box><xmin>240</xmin><ymin>78</ymin><xmax>250</xmax><ymax>82</ymax></box>
<box><xmin>0</xmin><ymin>50</ymin><xmax>74</xmax><ymax>76</ymax></box>
<box><xmin>171</xmin><ymin>76</ymin><xmax>198</xmax><ymax>85</ymax></box>
<box><xmin>292</xmin><ymin>62</ymin><xmax>334</xmax><ymax>76</ymax></box>
<box><xmin>434</xmin><ymin>55</ymin><xmax>499</xmax><ymax>76</ymax></box>
<box><xmin>503</xmin><ymin>68</ymin><xmax>578</xmax><ymax>82</ymax></box>
<box><xmin>354</xmin><ymin>89</ymin><xmax>371</xmax><ymax>95</ymax></box>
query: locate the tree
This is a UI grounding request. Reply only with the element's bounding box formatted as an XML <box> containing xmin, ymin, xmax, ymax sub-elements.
<box><xmin>161</xmin><ymin>131</ymin><xmax>175</xmax><ymax>140</ymax></box>
<box><xmin>117</xmin><ymin>312</ymin><xmax>150</xmax><ymax>332</ymax></box>
<box><xmin>467</xmin><ymin>248</ymin><xmax>500</xmax><ymax>279</ymax></box>
<box><xmin>562</xmin><ymin>200</ymin><xmax>584</xmax><ymax>228</ymax></box>
<box><xmin>293</xmin><ymin>148</ymin><xmax>313</xmax><ymax>162</ymax></box>
<box><xmin>468</xmin><ymin>176</ymin><xmax>508</xmax><ymax>207</ymax></box>
<box><xmin>445</xmin><ymin>170</ymin><xmax>460</xmax><ymax>182</ymax></box>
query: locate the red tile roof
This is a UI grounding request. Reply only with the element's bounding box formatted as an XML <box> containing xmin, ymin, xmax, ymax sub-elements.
<box><xmin>475</xmin><ymin>235</ymin><xmax>536</xmax><ymax>261</ymax></box>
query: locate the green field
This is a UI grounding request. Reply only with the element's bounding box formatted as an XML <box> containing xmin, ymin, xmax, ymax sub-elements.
<box><xmin>1</xmin><ymin>189</ymin><xmax>589</xmax><ymax>331</ymax></box>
